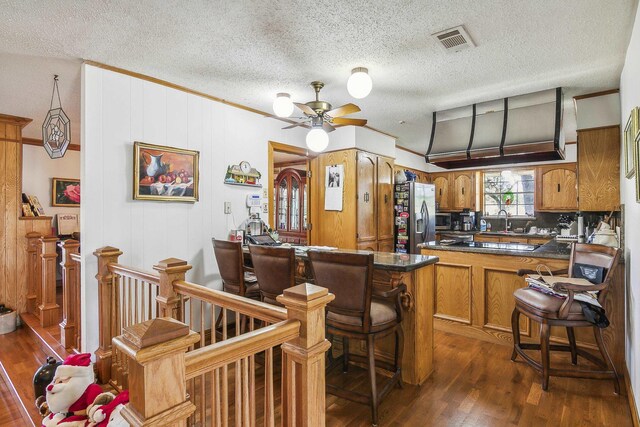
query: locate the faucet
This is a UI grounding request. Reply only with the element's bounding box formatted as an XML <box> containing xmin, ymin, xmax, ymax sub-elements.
<box><xmin>497</xmin><ymin>209</ymin><xmax>509</xmax><ymax>233</ymax></box>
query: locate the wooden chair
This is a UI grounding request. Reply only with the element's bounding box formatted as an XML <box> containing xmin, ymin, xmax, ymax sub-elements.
<box><xmin>511</xmin><ymin>243</ymin><xmax>621</xmax><ymax>392</ymax></box>
<box><xmin>211</xmin><ymin>238</ymin><xmax>260</xmax><ymax>300</ymax></box>
<box><xmin>248</xmin><ymin>245</ymin><xmax>296</xmax><ymax>306</ymax></box>
<box><xmin>308</xmin><ymin>250</ymin><xmax>405</xmax><ymax>426</ymax></box>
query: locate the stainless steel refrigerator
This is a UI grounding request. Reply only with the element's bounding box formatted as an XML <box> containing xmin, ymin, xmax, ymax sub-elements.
<box><xmin>394</xmin><ymin>182</ymin><xmax>436</xmax><ymax>254</ymax></box>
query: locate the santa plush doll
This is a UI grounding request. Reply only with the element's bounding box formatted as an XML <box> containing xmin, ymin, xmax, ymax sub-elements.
<box><xmin>88</xmin><ymin>390</ymin><xmax>129</xmax><ymax>427</ymax></box>
<box><xmin>42</xmin><ymin>353</ymin><xmax>103</xmax><ymax>427</ymax></box>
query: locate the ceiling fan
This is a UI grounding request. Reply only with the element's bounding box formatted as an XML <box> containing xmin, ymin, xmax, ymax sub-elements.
<box><xmin>281</xmin><ymin>81</ymin><xmax>368</xmax><ymax>133</ymax></box>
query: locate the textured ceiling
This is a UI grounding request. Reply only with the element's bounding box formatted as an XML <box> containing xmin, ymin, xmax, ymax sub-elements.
<box><xmin>0</xmin><ymin>0</ymin><xmax>637</xmax><ymax>152</ymax></box>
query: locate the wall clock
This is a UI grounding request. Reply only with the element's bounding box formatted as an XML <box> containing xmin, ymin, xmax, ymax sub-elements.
<box><xmin>240</xmin><ymin>161</ymin><xmax>251</xmax><ymax>174</ymax></box>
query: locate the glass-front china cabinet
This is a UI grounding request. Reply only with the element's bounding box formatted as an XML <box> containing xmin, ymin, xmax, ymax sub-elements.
<box><xmin>274</xmin><ymin>168</ymin><xmax>307</xmax><ymax>244</ymax></box>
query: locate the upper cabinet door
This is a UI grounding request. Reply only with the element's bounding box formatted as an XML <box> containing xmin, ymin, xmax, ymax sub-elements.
<box><xmin>377</xmin><ymin>156</ymin><xmax>395</xmax><ymax>241</ymax></box>
<box><xmin>357</xmin><ymin>151</ymin><xmax>377</xmax><ymax>242</ymax></box>
<box><xmin>536</xmin><ymin>165</ymin><xmax>578</xmax><ymax>211</ymax></box>
<box><xmin>577</xmin><ymin>127</ymin><xmax>620</xmax><ymax>211</ymax></box>
<box><xmin>452</xmin><ymin>172</ymin><xmax>475</xmax><ymax>210</ymax></box>
<box><xmin>432</xmin><ymin>173</ymin><xmax>450</xmax><ymax>211</ymax></box>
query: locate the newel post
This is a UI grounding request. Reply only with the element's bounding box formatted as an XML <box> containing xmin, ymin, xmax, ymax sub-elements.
<box><xmin>26</xmin><ymin>231</ymin><xmax>43</xmax><ymax>315</ymax></box>
<box><xmin>113</xmin><ymin>317</ymin><xmax>200</xmax><ymax>427</ymax></box>
<box><xmin>39</xmin><ymin>236</ymin><xmax>60</xmax><ymax>327</ymax></box>
<box><xmin>277</xmin><ymin>283</ymin><xmax>335</xmax><ymax>427</ymax></box>
<box><xmin>153</xmin><ymin>258</ymin><xmax>191</xmax><ymax>320</ymax></box>
<box><xmin>94</xmin><ymin>246</ymin><xmax>123</xmax><ymax>384</ymax></box>
<box><xmin>59</xmin><ymin>239</ymin><xmax>80</xmax><ymax>349</ymax></box>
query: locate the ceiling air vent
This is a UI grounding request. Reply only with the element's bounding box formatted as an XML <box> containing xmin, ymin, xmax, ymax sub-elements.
<box><xmin>432</xmin><ymin>26</ymin><xmax>475</xmax><ymax>52</ymax></box>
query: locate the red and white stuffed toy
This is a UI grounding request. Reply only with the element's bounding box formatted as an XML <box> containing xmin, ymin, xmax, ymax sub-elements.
<box><xmin>87</xmin><ymin>390</ymin><xmax>129</xmax><ymax>427</ymax></box>
<box><xmin>41</xmin><ymin>353</ymin><xmax>103</xmax><ymax>427</ymax></box>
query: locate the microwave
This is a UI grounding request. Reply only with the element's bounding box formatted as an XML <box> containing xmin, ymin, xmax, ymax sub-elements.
<box><xmin>435</xmin><ymin>213</ymin><xmax>452</xmax><ymax>230</ymax></box>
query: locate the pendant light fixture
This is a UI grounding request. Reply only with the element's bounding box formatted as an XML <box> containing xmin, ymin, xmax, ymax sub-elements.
<box><xmin>347</xmin><ymin>67</ymin><xmax>372</xmax><ymax>99</ymax></box>
<box><xmin>306</xmin><ymin>117</ymin><xmax>329</xmax><ymax>152</ymax></box>
<box><xmin>42</xmin><ymin>75</ymin><xmax>71</xmax><ymax>159</ymax></box>
<box><xmin>272</xmin><ymin>92</ymin><xmax>294</xmax><ymax>117</ymax></box>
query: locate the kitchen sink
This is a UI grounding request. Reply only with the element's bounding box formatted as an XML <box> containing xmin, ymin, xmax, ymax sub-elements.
<box><xmin>454</xmin><ymin>241</ymin><xmax>540</xmax><ymax>251</ymax></box>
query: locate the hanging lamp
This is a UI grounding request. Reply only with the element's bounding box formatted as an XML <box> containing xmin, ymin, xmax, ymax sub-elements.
<box><xmin>42</xmin><ymin>75</ymin><xmax>71</xmax><ymax>159</ymax></box>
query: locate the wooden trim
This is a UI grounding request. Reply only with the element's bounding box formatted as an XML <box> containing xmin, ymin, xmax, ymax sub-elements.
<box><xmin>625</xmin><ymin>364</ymin><xmax>640</xmax><ymax>427</ymax></box>
<box><xmin>22</xmin><ymin>137</ymin><xmax>81</xmax><ymax>152</ymax></box>
<box><xmin>0</xmin><ymin>113</ymin><xmax>32</xmax><ymax>127</ymax></box>
<box><xmin>573</xmin><ymin>89</ymin><xmax>619</xmax><ymax>100</ymax></box>
<box><xmin>363</xmin><ymin>125</ymin><xmax>398</xmax><ymax>140</ymax></box>
<box><xmin>576</xmin><ymin>124</ymin><xmax>621</xmax><ymax>133</ymax></box>
<box><xmin>18</xmin><ymin>216</ymin><xmax>53</xmax><ymax>221</ymax></box>
<box><xmin>274</xmin><ymin>160</ymin><xmax>307</xmax><ymax>169</ymax></box>
<box><xmin>396</xmin><ymin>144</ymin><xmax>425</xmax><ymax>157</ymax></box>
<box><xmin>565</xmin><ymin>140</ymin><xmax>577</xmax><ymax>145</ymax></box>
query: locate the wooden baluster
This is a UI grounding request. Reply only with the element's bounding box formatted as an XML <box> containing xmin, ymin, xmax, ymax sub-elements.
<box><xmin>154</xmin><ymin>258</ymin><xmax>191</xmax><ymax>319</ymax></box>
<box><xmin>113</xmin><ymin>317</ymin><xmax>200</xmax><ymax>427</ymax></box>
<box><xmin>93</xmin><ymin>246</ymin><xmax>123</xmax><ymax>384</ymax></box>
<box><xmin>25</xmin><ymin>232</ymin><xmax>43</xmax><ymax>315</ymax></box>
<box><xmin>277</xmin><ymin>284</ymin><xmax>334</xmax><ymax>427</ymax></box>
<box><xmin>59</xmin><ymin>239</ymin><xmax>80</xmax><ymax>349</ymax></box>
<box><xmin>264</xmin><ymin>348</ymin><xmax>275</xmax><ymax>427</ymax></box>
<box><xmin>38</xmin><ymin>236</ymin><xmax>59</xmax><ymax>327</ymax></box>
<box><xmin>72</xmin><ymin>254</ymin><xmax>82</xmax><ymax>350</ymax></box>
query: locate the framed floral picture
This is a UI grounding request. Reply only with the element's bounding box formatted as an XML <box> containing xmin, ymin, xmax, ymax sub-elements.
<box><xmin>624</xmin><ymin>107</ymin><xmax>638</xmax><ymax>178</ymax></box>
<box><xmin>52</xmin><ymin>178</ymin><xmax>80</xmax><ymax>207</ymax></box>
<box><xmin>133</xmin><ymin>142</ymin><xmax>199</xmax><ymax>202</ymax></box>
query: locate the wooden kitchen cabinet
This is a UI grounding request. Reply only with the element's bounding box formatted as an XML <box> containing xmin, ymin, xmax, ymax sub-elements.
<box><xmin>432</xmin><ymin>173</ymin><xmax>451</xmax><ymax>211</ymax></box>
<box><xmin>377</xmin><ymin>156</ymin><xmax>395</xmax><ymax>242</ymax></box>
<box><xmin>313</xmin><ymin>149</ymin><xmax>395</xmax><ymax>251</ymax></box>
<box><xmin>577</xmin><ymin>126</ymin><xmax>620</xmax><ymax>211</ymax></box>
<box><xmin>357</xmin><ymin>151</ymin><xmax>377</xmax><ymax>245</ymax></box>
<box><xmin>451</xmin><ymin>171</ymin><xmax>476</xmax><ymax>211</ymax></box>
<box><xmin>535</xmin><ymin>164</ymin><xmax>578</xmax><ymax>211</ymax></box>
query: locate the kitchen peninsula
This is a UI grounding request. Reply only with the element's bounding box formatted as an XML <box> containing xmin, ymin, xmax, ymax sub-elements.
<box><xmin>419</xmin><ymin>240</ymin><xmax>625</xmax><ymax>374</ymax></box>
<box><xmin>245</xmin><ymin>248</ymin><xmax>439</xmax><ymax>385</ymax></box>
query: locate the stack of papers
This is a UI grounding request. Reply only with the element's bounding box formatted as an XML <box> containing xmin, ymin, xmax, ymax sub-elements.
<box><xmin>526</xmin><ymin>275</ymin><xmax>601</xmax><ymax>307</ymax></box>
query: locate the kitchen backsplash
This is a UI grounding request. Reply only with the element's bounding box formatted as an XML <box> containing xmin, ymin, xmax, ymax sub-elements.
<box><xmin>480</xmin><ymin>211</ymin><xmax>620</xmax><ymax>233</ymax></box>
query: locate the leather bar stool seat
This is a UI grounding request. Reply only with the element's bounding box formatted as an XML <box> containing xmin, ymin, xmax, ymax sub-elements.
<box><xmin>327</xmin><ymin>301</ymin><xmax>397</xmax><ymax>330</ymax></box>
<box><xmin>513</xmin><ymin>288</ymin><xmax>584</xmax><ymax>320</ymax></box>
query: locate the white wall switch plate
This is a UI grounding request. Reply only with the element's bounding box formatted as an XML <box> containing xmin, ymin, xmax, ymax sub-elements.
<box><xmin>224</xmin><ymin>202</ymin><xmax>232</xmax><ymax>214</ymax></box>
<box><xmin>262</xmin><ymin>188</ymin><xmax>268</xmax><ymax>198</ymax></box>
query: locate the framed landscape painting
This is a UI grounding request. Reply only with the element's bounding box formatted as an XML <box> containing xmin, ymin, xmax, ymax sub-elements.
<box><xmin>133</xmin><ymin>141</ymin><xmax>200</xmax><ymax>202</ymax></box>
<box><xmin>52</xmin><ymin>178</ymin><xmax>80</xmax><ymax>207</ymax></box>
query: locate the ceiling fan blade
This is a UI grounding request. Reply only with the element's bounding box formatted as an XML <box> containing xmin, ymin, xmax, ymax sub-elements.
<box><xmin>322</xmin><ymin>121</ymin><xmax>336</xmax><ymax>133</ymax></box>
<box><xmin>331</xmin><ymin>117</ymin><xmax>368</xmax><ymax>127</ymax></box>
<box><xmin>294</xmin><ymin>102</ymin><xmax>318</xmax><ymax>116</ymax></box>
<box><xmin>282</xmin><ymin>123</ymin><xmax>305</xmax><ymax>130</ymax></box>
<box><xmin>326</xmin><ymin>103</ymin><xmax>360</xmax><ymax>118</ymax></box>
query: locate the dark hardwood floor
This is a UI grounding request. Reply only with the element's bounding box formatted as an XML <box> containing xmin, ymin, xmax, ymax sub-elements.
<box><xmin>325</xmin><ymin>331</ymin><xmax>632</xmax><ymax>426</ymax></box>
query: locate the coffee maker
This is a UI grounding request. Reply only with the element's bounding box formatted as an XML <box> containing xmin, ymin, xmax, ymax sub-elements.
<box><xmin>459</xmin><ymin>211</ymin><xmax>477</xmax><ymax>231</ymax></box>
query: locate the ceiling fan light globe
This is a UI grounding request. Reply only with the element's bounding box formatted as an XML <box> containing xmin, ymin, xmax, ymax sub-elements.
<box><xmin>273</xmin><ymin>93</ymin><xmax>294</xmax><ymax>117</ymax></box>
<box><xmin>306</xmin><ymin>128</ymin><xmax>329</xmax><ymax>152</ymax></box>
<box><xmin>347</xmin><ymin>68</ymin><xmax>372</xmax><ymax>99</ymax></box>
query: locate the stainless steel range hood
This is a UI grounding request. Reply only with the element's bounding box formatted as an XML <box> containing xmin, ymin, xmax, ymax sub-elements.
<box><xmin>425</xmin><ymin>88</ymin><xmax>564</xmax><ymax>169</ymax></box>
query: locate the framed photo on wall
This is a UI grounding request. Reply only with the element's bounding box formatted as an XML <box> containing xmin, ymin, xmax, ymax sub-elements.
<box><xmin>636</xmin><ymin>132</ymin><xmax>640</xmax><ymax>203</ymax></box>
<box><xmin>133</xmin><ymin>142</ymin><xmax>200</xmax><ymax>202</ymax></box>
<box><xmin>624</xmin><ymin>107</ymin><xmax>638</xmax><ymax>178</ymax></box>
<box><xmin>52</xmin><ymin>178</ymin><xmax>80</xmax><ymax>207</ymax></box>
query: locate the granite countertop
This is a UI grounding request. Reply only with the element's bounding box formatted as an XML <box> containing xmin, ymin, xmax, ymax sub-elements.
<box><xmin>419</xmin><ymin>239</ymin><xmax>571</xmax><ymax>260</ymax></box>
<box><xmin>244</xmin><ymin>246</ymin><xmax>439</xmax><ymax>272</ymax></box>
<box><xmin>438</xmin><ymin>230</ymin><xmax>555</xmax><ymax>239</ymax></box>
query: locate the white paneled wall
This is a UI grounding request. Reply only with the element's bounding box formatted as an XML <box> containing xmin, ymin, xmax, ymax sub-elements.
<box><xmin>81</xmin><ymin>64</ymin><xmax>309</xmax><ymax>353</ymax></box>
<box><xmin>620</xmin><ymin>5</ymin><xmax>640</xmax><ymax>414</ymax></box>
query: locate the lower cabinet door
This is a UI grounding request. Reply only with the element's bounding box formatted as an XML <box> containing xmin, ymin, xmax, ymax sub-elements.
<box><xmin>377</xmin><ymin>239</ymin><xmax>394</xmax><ymax>253</ymax></box>
<box><xmin>357</xmin><ymin>241</ymin><xmax>377</xmax><ymax>252</ymax></box>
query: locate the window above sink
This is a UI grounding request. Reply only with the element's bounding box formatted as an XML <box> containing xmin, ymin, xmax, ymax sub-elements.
<box><xmin>483</xmin><ymin>169</ymin><xmax>535</xmax><ymax>218</ymax></box>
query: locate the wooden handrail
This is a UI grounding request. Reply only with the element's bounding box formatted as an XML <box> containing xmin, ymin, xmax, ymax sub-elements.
<box><xmin>107</xmin><ymin>263</ymin><xmax>160</xmax><ymax>284</ymax></box>
<box><xmin>173</xmin><ymin>279</ymin><xmax>288</xmax><ymax>323</ymax></box>
<box><xmin>185</xmin><ymin>319</ymin><xmax>300</xmax><ymax>380</ymax></box>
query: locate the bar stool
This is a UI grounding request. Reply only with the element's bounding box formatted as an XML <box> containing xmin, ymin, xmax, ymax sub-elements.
<box><xmin>511</xmin><ymin>243</ymin><xmax>621</xmax><ymax>392</ymax></box>
<box><xmin>308</xmin><ymin>250</ymin><xmax>405</xmax><ymax>427</ymax></box>
<box><xmin>212</xmin><ymin>238</ymin><xmax>260</xmax><ymax>300</ymax></box>
<box><xmin>248</xmin><ymin>245</ymin><xmax>296</xmax><ymax>306</ymax></box>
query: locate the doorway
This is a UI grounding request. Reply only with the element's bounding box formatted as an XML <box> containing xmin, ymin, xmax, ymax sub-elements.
<box><xmin>267</xmin><ymin>141</ymin><xmax>314</xmax><ymax>245</ymax></box>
